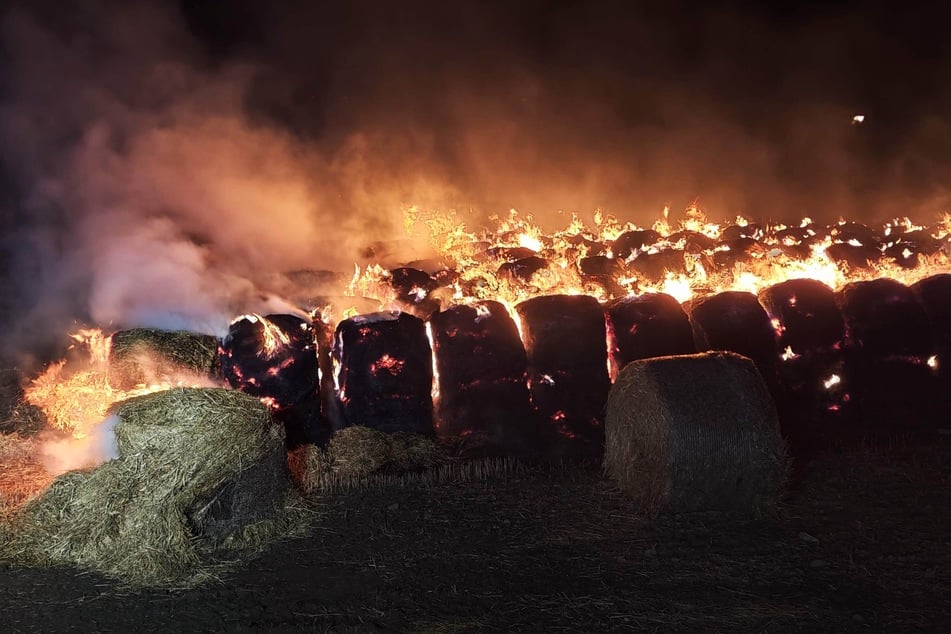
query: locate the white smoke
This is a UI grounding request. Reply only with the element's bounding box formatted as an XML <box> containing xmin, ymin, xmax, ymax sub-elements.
<box><xmin>40</xmin><ymin>414</ymin><xmax>119</xmax><ymax>475</ymax></box>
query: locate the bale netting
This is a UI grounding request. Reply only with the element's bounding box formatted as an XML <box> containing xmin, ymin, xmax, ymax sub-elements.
<box><xmin>604</xmin><ymin>352</ymin><xmax>787</xmax><ymax>516</ymax></box>
<box><xmin>1</xmin><ymin>388</ymin><xmax>310</xmax><ymax>588</ymax></box>
<box><xmin>108</xmin><ymin>328</ymin><xmax>220</xmax><ymax>391</ymax></box>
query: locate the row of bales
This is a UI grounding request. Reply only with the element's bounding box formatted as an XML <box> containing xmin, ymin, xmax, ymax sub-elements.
<box><xmin>111</xmin><ymin>271</ymin><xmax>951</xmax><ymax>461</ymax></box>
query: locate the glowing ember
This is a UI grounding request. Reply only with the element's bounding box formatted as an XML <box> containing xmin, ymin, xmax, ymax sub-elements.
<box><xmin>780</xmin><ymin>346</ymin><xmax>800</xmax><ymax>362</ymax></box>
<box><xmin>823</xmin><ymin>374</ymin><xmax>842</xmax><ymax>390</ymax></box>
<box><xmin>370</xmin><ymin>354</ymin><xmax>406</xmax><ymax>376</ymax></box>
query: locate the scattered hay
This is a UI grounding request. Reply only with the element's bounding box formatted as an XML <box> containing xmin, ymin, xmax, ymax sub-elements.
<box><xmin>1</xmin><ymin>388</ymin><xmax>311</xmax><ymax>588</ymax></box>
<box><xmin>289</xmin><ymin>426</ymin><xmax>447</xmax><ymax>494</ymax></box>
<box><xmin>108</xmin><ymin>328</ymin><xmax>220</xmax><ymax>390</ymax></box>
<box><xmin>604</xmin><ymin>351</ymin><xmax>787</xmax><ymax>516</ymax></box>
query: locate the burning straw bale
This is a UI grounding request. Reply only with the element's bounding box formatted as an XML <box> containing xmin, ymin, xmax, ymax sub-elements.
<box><xmin>604</xmin><ymin>352</ymin><xmax>787</xmax><ymax>516</ymax></box>
<box><xmin>108</xmin><ymin>328</ymin><xmax>220</xmax><ymax>390</ymax></box>
<box><xmin>1</xmin><ymin>388</ymin><xmax>310</xmax><ymax>588</ymax></box>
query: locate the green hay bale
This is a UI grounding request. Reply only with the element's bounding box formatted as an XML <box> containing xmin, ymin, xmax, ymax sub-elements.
<box><xmin>604</xmin><ymin>352</ymin><xmax>787</xmax><ymax>516</ymax></box>
<box><xmin>108</xmin><ymin>328</ymin><xmax>219</xmax><ymax>390</ymax></box>
<box><xmin>1</xmin><ymin>388</ymin><xmax>310</xmax><ymax>587</ymax></box>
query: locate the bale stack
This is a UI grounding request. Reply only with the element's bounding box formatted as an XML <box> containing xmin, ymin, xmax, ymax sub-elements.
<box><xmin>835</xmin><ymin>279</ymin><xmax>939</xmax><ymax>431</ymax></box>
<box><xmin>604</xmin><ymin>352</ymin><xmax>787</xmax><ymax>516</ymax></box>
<box><xmin>605</xmin><ymin>293</ymin><xmax>696</xmax><ymax>380</ymax></box>
<box><xmin>758</xmin><ymin>279</ymin><xmax>848</xmax><ymax>449</ymax></box>
<box><xmin>108</xmin><ymin>328</ymin><xmax>219</xmax><ymax>390</ymax></box>
<box><xmin>1</xmin><ymin>388</ymin><xmax>309</xmax><ymax>587</ymax></box>
<box><xmin>684</xmin><ymin>291</ymin><xmax>780</xmax><ymax>396</ymax></box>
<box><xmin>515</xmin><ymin>294</ymin><xmax>611</xmax><ymax>455</ymax></box>
<box><xmin>429</xmin><ymin>301</ymin><xmax>540</xmax><ymax>456</ymax></box>
<box><xmin>332</xmin><ymin>311</ymin><xmax>435</xmax><ymax>436</ymax></box>
<box><xmin>220</xmin><ymin>314</ymin><xmax>327</xmax><ymax>447</ymax></box>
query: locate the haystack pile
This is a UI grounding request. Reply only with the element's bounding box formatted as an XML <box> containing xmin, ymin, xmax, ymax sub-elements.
<box><xmin>604</xmin><ymin>352</ymin><xmax>787</xmax><ymax>516</ymax></box>
<box><xmin>1</xmin><ymin>388</ymin><xmax>309</xmax><ymax>587</ymax></box>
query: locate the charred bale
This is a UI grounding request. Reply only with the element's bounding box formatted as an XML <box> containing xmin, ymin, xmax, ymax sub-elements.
<box><xmin>831</xmin><ymin>222</ymin><xmax>882</xmax><ymax>248</ymax></box>
<box><xmin>578</xmin><ymin>256</ymin><xmax>626</xmax><ymax>297</ymax></box>
<box><xmin>333</xmin><ymin>311</ymin><xmax>434</xmax><ymax>436</ymax></box>
<box><xmin>758</xmin><ymin>279</ymin><xmax>844</xmax><ymax>355</ymax></box>
<box><xmin>605</xmin><ymin>352</ymin><xmax>786</xmax><ymax>516</ymax></box>
<box><xmin>836</xmin><ymin>279</ymin><xmax>933</xmax><ymax>359</ymax></box>
<box><xmin>108</xmin><ymin>329</ymin><xmax>219</xmax><ymax>391</ymax></box>
<box><xmin>720</xmin><ymin>223</ymin><xmax>763</xmax><ymax>241</ymax></box>
<box><xmin>629</xmin><ymin>249</ymin><xmax>686</xmax><ymax>282</ymax></box>
<box><xmin>606</xmin><ymin>293</ymin><xmax>695</xmax><ymax>378</ymax></box>
<box><xmin>389</xmin><ymin>267</ymin><xmax>441</xmax><ymax>318</ymax></box>
<box><xmin>825</xmin><ymin>242</ymin><xmax>879</xmax><ymax>269</ymax></box>
<box><xmin>497</xmin><ymin>256</ymin><xmax>549</xmax><ymax>285</ymax></box>
<box><xmin>667</xmin><ymin>230</ymin><xmax>717</xmax><ymax>252</ymax></box>
<box><xmin>912</xmin><ymin>273</ymin><xmax>951</xmax><ymax>373</ymax></box>
<box><xmin>220</xmin><ymin>314</ymin><xmax>319</xmax><ymax>408</ymax></box>
<box><xmin>835</xmin><ymin>279</ymin><xmax>938</xmax><ymax>431</ymax></box>
<box><xmin>713</xmin><ymin>237</ymin><xmax>766</xmax><ymax>269</ymax></box>
<box><xmin>757</xmin><ymin>279</ymin><xmax>848</xmax><ymax>452</ymax></box>
<box><xmin>429</xmin><ymin>301</ymin><xmax>540</xmax><ymax>456</ymax></box>
<box><xmin>486</xmin><ymin>246</ymin><xmax>538</xmax><ymax>263</ymax></box>
<box><xmin>611</xmin><ymin>230</ymin><xmax>660</xmax><ymax>259</ymax></box>
<box><xmin>515</xmin><ymin>294</ymin><xmax>610</xmax><ymax>454</ymax></box>
<box><xmin>684</xmin><ymin>291</ymin><xmax>779</xmax><ymax>393</ymax></box>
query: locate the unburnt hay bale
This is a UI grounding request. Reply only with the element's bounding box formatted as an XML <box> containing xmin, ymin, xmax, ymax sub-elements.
<box><xmin>1</xmin><ymin>388</ymin><xmax>309</xmax><ymax>588</ymax></box>
<box><xmin>604</xmin><ymin>352</ymin><xmax>787</xmax><ymax>516</ymax></box>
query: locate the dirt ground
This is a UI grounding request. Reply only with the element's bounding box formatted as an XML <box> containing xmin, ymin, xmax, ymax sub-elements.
<box><xmin>0</xmin><ymin>430</ymin><xmax>949</xmax><ymax>633</ymax></box>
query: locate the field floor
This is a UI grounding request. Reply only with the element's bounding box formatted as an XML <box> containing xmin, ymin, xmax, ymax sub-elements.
<box><xmin>0</xmin><ymin>431</ymin><xmax>949</xmax><ymax>632</ymax></box>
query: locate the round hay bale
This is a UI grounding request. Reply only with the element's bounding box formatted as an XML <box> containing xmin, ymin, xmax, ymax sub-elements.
<box><xmin>108</xmin><ymin>328</ymin><xmax>220</xmax><ymax>390</ymax></box>
<box><xmin>2</xmin><ymin>388</ymin><xmax>309</xmax><ymax>588</ymax></box>
<box><xmin>327</xmin><ymin>426</ymin><xmax>392</xmax><ymax>478</ymax></box>
<box><xmin>604</xmin><ymin>352</ymin><xmax>787</xmax><ymax>516</ymax></box>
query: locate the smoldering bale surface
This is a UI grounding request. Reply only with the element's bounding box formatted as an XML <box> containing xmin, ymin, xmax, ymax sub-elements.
<box><xmin>0</xmin><ymin>437</ymin><xmax>948</xmax><ymax>632</ymax></box>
